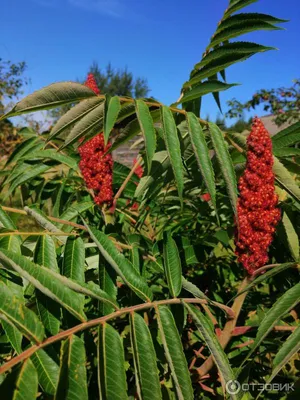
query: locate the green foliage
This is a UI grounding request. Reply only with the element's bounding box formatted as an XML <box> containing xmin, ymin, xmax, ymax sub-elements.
<box><xmin>0</xmin><ymin>59</ymin><xmax>28</xmax><ymax>156</ymax></box>
<box><xmin>89</xmin><ymin>62</ymin><xmax>149</xmax><ymax>98</ymax></box>
<box><xmin>0</xmin><ymin>1</ymin><xmax>299</xmax><ymax>399</ymax></box>
<box><xmin>227</xmin><ymin>79</ymin><xmax>300</xmax><ymax>126</ymax></box>
<box><xmin>50</xmin><ymin>62</ymin><xmax>150</xmax><ymax>121</ymax></box>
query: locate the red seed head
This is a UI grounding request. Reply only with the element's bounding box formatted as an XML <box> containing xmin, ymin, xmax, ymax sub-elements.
<box><xmin>85</xmin><ymin>73</ymin><xmax>100</xmax><ymax>95</ymax></box>
<box><xmin>201</xmin><ymin>193</ymin><xmax>211</xmax><ymax>202</ymax></box>
<box><xmin>78</xmin><ymin>133</ymin><xmax>113</xmax><ymax>206</ymax></box>
<box><xmin>235</xmin><ymin>117</ymin><xmax>281</xmax><ymax>275</ymax></box>
<box><xmin>133</xmin><ymin>158</ymin><xmax>144</xmax><ymax>179</ymax></box>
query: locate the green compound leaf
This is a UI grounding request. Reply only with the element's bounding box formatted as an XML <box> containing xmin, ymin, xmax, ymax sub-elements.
<box><xmin>13</xmin><ymin>359</ymin><xmax>38</xmax><ymax>400</ymax></box>
<box><xmin>134</xmin><ymin>150</ymin><xmax>170</xmax><ymax>198</ymax></box>
<box><xmin>130</xmin><ymin>312</ymin><xmax>162</xmax><ymax>400</ymax></box>
<box><xmin>224</xmin><ymin>0</ymin><xmax>258</xmax><ymax>18</ymax></box>
<box><xmin>210</xmin><ymin>21</ymin><xmax>283</xmax><ymax>48</ymax></box>
<box><xmin>241</xmin><ymin>282</ymin><xmax>300</xmax><ymax>368</ymax></box>
<box><xmin>98</xmin><ymin>323</ymin><xmax>128</xmax><ymax>400</ymax></box>
<box><xmin>63</xmin><ymin>102</ymin><xmax>104</xmax><ymax>147</ymax></box>
<box><xmin>4</xmin><ymin>164</ymin><xmax>51</xmax><ymax>199</ymax></box>
<box><xmin>216</xmin><ymin>13</ymin><xmax>287</xmax><ymax>34</ymax></box>
<box><xmin>272</xmin><ymin>120</ymin><xmax>300</xmax><ymax>149</ymax></box>
<box><xmin>161</xmin><ymin>106</ymin><xmax>184</xmax><ymax>205</ymax></box>
<box><xmin>34</xmin><ymin>235</ymin><xmax>61</xmax><ymax>336</ymax></box>
<box><xmin>83</xmin><ymin>224</ymin><xmax>153</xmax><ymax>302</ymax></box>
<box><xmin>186</xmin><ymin>112</ymin><xmax>216</xmax><ymax>208</ymax></box>
<box><xmin>0</xmin><ymin>249</ymin><xmax>86</xmax><ymax>322</ymax></box>
<box><xmin>135</xmin><ymin>99</ymin><xmax>157</xmax><ymax>170</ymax></box>
<box><xmin>104</xmin><ymin>95</ymin><xmax>121</xmax><ymax>144</ymax></box>
<box><xmin>2</xmin><ymin>82</ymin><xmax>96</xmax><ymax>119</ymax></box>
<box><xmin>63</xmin><ymin>237</ymin><xmax>85</xmax><ymax>283</ymax></box>
<box><xmin>1</xmin><ymin>318</ymin><xmax>23</xmax><ymax>354</ymax></box>
<box><xmin>0</xmin><ymin>280</ymin><xmax>45</xmax><ymax>344</ymax></box>
<box><xmin>267</xmin><ymin>326</ymin><xmax>300</xmax><ymax>383</ymax></box>
<box><xmin>209</xmin><ymin>122</ymin><xmax>238</xmax><ymax>215</ymax></box>
<box><xmin>282</xmin><ymin>213</ymin><xmax>299</xmax><ymax>261</ymax></box>
<box><xmin>193</xmin><ymin>42</ymin><xmax>274</xmax><ymax>71</ymax></box>
<box><xmin>20</xmin><ymin>149</ymin><xmax>78</xmax><ymax>170</ymax></box>
<box><xmin>156</xmin><ymin>306</ymin><xmax>194</xmax><ymax>400</ymax></box>
<box><xmin>228</xmin><ymin>263</ymin><xmax>297</xmax><ymax>303</ymax></box>
<box><xmin>184</xmin><ymin>303</ymin><xmax>240</xmax><ymax>400</ymax></box>
<box><xmin>180</xmin><ymin>81</ymin><xmax>238</xmax><ymax>104</ymax></box>
<box><xmin>163</xmin><ymin>232</ymin><xmax>182</xmax><ymax>297</ymax></box>
<box><xmin>31</xmin><ymin>349</ymin><xmax>59</xmax><ymax>396</ymax></box>
<box><xmin>48</xmin><ymin>97</ymin><xmax>103</xmax><ymax>140</ymax></box>
<box><xmin>273</xmin><ymin>158</ymin><xmax>300</xmax><ymax>202</ymax></box>
<box><xmin>5</xmin><ymin>136</ymin><xmax>42</xmax><ymax>166</ymax></box>
<box><xmin>55</xmin><ymin>335</ymin><xmax>88</xmax><ymax>400</ymax></box>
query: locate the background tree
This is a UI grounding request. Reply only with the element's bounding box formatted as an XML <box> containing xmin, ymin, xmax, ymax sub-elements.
<box><xmin>0</xmin><ymin>59</ymin><xmax>28</xmax><ymax>156</ymax></box>
<box><xmin>213</xmin><ymin>113</ymin><xmax>252</xmax><ymax>134</ymax></box>
<box><xmin>226</xmin><ymin>79</ymin><xmax>300</xmax><ymax>126</ymax></box>
<box><xmin>50</xmin><ymin>62</ymin><xmax>150</xmax><ymax>121</ymax></box>
<box><xmin>89</xmin><ymin>62</ymin><xmax>149</xmax><ymax>98</ymax></box>
<box><xmin>0</xmin><ymin>58</ymin><xmax>27</xmax><ymax>112</ymax></box>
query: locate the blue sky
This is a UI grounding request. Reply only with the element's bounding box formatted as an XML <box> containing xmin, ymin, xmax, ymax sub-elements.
<box><xmin>1</xmin><ymin>0</ymin><xmax>299</xmax><ymax>122</ymax></box>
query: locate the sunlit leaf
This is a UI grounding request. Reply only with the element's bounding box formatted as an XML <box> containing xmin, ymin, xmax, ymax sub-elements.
<box><xmin>209</xmin><ymin>122</ymin><xmax>238</xmax><ymax>215</ymax></box>
<box><xmin>2</xmin><ymin>82</ymin><xmax>96</xmax><ymax>118</ymax></box>
<box><xmin>135</xmin><ymin>99</ymin><xmax>157</xmax><ymax>170</ymax></box>
<box><xmin>186</xmin><ymin>113</ymin><xmax>216</xmax><ymax>208</ymax></box>
<box><xmin>104</xmin><ymin>95</ymin><xmax>121</xmax><ymax>144</ymax></box>
<box><xmin>82</xmin><ymin>224</ymin><xmax>153</xmax><ymax>302</ymax></box>
<box><xmin>0</xmin><ymin>280</ymin><xmax>45</xmax><ymax>343</ymax></box>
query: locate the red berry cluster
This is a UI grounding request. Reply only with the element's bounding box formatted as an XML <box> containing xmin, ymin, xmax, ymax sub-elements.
<box><xmin>85</xmin><ymin>73</ymin><xmax>100</xmax><ymax>95</ymax></box>
<box><xmin>79</xmin><ymin>134</ymin><xmax>113</xmax><ymax>206</ymax></box>
<box><xmin>235</xmin><ymin>117</ymin><xmax>281</xmax><ymax>275</ymax></box>
<box><xmin>133</xmin><ymin>158</ymin><xmax>144</xmax><ymax>179</ymax></box>
<box><xmin>78</xmin><ymin>74</ymin><xmax>113</xmax><ymax>206</ymax></box>
<box><xmin>201</xmin><ymin>193</ymin><xmax>211</xmax><ymax>202</ymax></box>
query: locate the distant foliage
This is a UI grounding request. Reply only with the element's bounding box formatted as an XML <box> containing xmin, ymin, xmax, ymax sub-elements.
<box><xmin>0</xmin><ymin>59</ymin><xmax>28</xmax><ymax>156</ymax></box>
<box><xmin>89</xmin><ymin>62</ymin><xmax>150</xmax><ymax>98</ymax></box>
<box><xmin>50</xmin><ymin>62</ymin><xmax>150</xmax><ymax>122</ymax></box>
<box><xmin>227</xmin><ymin>79</ymin><xmax>300</xmax><ymax>126</ymax></box>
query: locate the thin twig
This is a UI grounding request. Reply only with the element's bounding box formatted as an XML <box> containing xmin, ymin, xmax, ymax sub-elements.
<box><xmin>113</xmin><ymin>157</ymin><xmax>142</xmax><ymax>206</ymax></box>
<box><xmin>96</xmin><ymin>95</ymin><xmax>208</xmax><ymax>126</ymax></box>
<box><xmin>273</xmin><ymin>325</ymin><xmax>297</xmax><ymax>332</ymax></box>
<box><xmin>1</xmin><ymin>205</ymin><xmax>132</xmax><ymax>250</ymax></box>
<box><xmin>197</xmin><ymin>276</ymin><xmax>251</xmax><ymax>377</ymax></box>
<box><xmin>0</xmin><ymin>231</ymin><xmax>76</xmax><ymax>237</ymax></box>
<box><xmin>115</xmin><ymin>208</ymin><xmax>137</xmax><ymax>224</ymax></box>
<box><xmin>0</xmin><ymin>298</ymin><xmax>212</xmax><ymax>375</ymax></box>
<box><xmin>251</xmin><ymin>263</ymin><xmax>281</xmax><ymax>278</ymax></box>
<box><xmin>1</xmin><ymin>205</ymin><xmax>87</xmax><ymax>230</ymax></box>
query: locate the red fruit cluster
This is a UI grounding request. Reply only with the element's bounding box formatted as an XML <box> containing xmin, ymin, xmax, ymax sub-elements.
<box><xmin>79</xmin><ymin>74</ymin><xmax>113</xmax><ymax>206</ymax></box>
<box><xmin>85</xmin><ymin>73</ymin><xmax>100</xmax><ymax>95</ymax></box>
<box><xmin>201</xmin><ymin>193</ymin><xmax>211</xmax><ymax>202</ymax></box>
<box><xmin>235</xmin><ymin>117</ymin><xmax>281</xmax><ymax>275</ymax></box>
<box><xmin>79</xmin><ymin>134</ymin><xmax>113</xmax><ymax>206</ymax></box>
<box><xmin>133</xmin><ymin>158</ymin><xmax>144</xmax><ymax>179</ymax></box>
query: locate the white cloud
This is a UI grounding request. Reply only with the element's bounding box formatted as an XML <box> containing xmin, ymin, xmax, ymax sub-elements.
<box><xmin>68</xmin><ymin>0</ymin><xmax>125</xmax><ymax>18</ymax></box>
